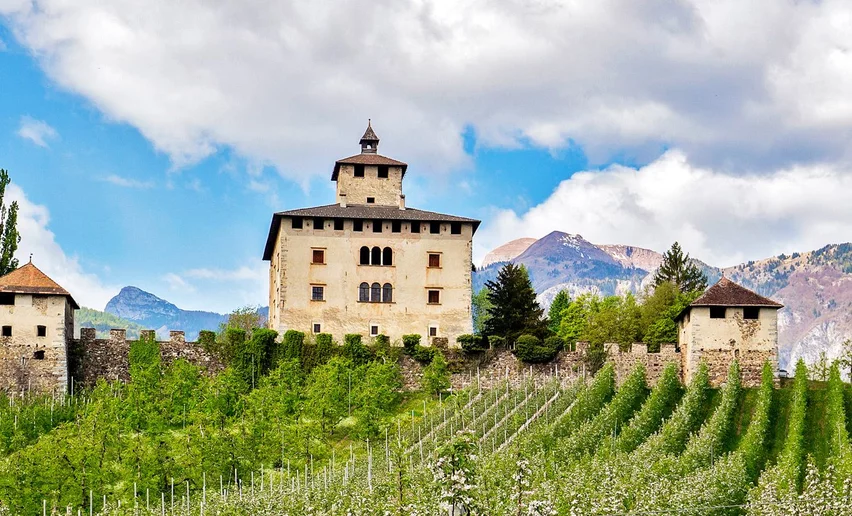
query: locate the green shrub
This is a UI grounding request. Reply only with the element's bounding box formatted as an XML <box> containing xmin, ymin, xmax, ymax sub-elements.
<box><xmin>458</xmin><ymin>334</ymin><xmax>488</xmax><ymax>353</ymax></box>
<box><xmin>411</xmin><ymin>345</ymin><xmax>435</xmax><ymax>364</ymax></box>
<box><xmin>281</xmin><ymin>330</ymin><xmax>305</xmax><ymax>362</ymax></box>
<box><xmin>488</xmin><ymin>335</ymin><xmax>507</xmax><ymax>349</ymax></box>
<box><xmin>343</xmin><ymin>333</ymin><xmax>371</xmax><ymax>365</ymax></box>
<box><xmin>514</xmin><ymin>334</ymin><xmax>558</xmax><ymax>363</ymax></box>
<box><xmin>315</xmin><ymin>333</ymin><xmax>333</xmax><ymax>347</ymax></box>
<box><xmin>402</xmin><ymin>334</ymin><xmax>421</xmax><ymax>353</ymax></box>
<box><xmin>223</xmin><ymin>328</ymin><xmax>247</xmax><ymax>363</ymax></box>
<box><xmin>197</xmin><ymin>330</ymin><xmax>217</xmax><ymax>354</ymax></box>
<box><xmin>421</xmin><ymin>351</ymin><xmax>451</xmax><ymax>396</ymax></box>
<box><xmin>314</xmin><ymin>333</ymin><xmax>334</xmax><ymax>368</ymax></box>
<box><xmin>544</xmin><ymin>335</ymin><xmax>565</xmax><ymax>352</ymax></box>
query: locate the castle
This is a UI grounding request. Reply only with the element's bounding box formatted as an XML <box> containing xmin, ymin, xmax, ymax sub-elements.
<box><xmin>262</xmin><ymin>122</ymin><xmax>481</xmax><ymax>344</ymax></box>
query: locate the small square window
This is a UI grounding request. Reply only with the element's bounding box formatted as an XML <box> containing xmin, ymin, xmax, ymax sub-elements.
<box><xmin>313</xmin><ymin>323</ymin><xmax>322</xmax><ymax>334</ymax></box>
<box><xmin>430</xmin><ymin>222</ymin><xmax>441</xmax><ymax>234</ymax></box>
<box><xmin>2</xmin><ymin>326</ymin><xmax>11</xmax><ymax>337</ymax></box>
<box><xmin>37</xmin><ymin>325</ymin><xmax>46</xmax><ymax>337</ymax></box>
<box><xmin>334</xmin><ymin>219</ymin><xmax>344</xmax><ymax>231</ymax></box>
<box><xmin>33</xmin><ymin>350</ymin><xmax>45</xmax><ymax>360</ymax></box>
<box><xmin>0</xmin><ymin>293</ymin><xmax>14</xmax><ymax>305</ymax></box>
<box><xmin>428</xmin><ymin>290</ymin><xmax>441</xmax><ymax>304</ymax></box>
<box><xmin>312</xmin><ymin>249</ymin><xmax>325</xmax><ymax>264</ymax></box>
<box><xmin>451</xmin><ymin>222</ymin><xmax>462</xmax><ymax>234</ymax></box>
<box><xmin>367</xmin><ymin>197</ymin><xmax>375</xmax><ymax>204</ymax></box>
<box><xmin>411</xmin><ymin>221</ymin><xmax>421</xmax><ymax>233</ymax></box>
<box><xmin>311</xmin><ymin>286</ymin><xmax>325</xmax><ymax>302</ymax></box>
<box><xmin>373</xmin><ymin>220</ymin><xmax>382</xmax><ymax>233</ymax></box>
<box><xmin>370</xmin><ymin>325</ymin><xmax>379</xmax><ymax>337</ymax></box>
<box><xmin>428</xmin><ymin>253</ymin><xmax>441</xmax><ymax>268</ymax></box>
<box><xmin>743</xmin><ymin>307</ymin><xmax>759</xmax><ymax>320</ymax></box>
<box><xmin>378</xmin><ymin>165</ymin><xmax>389</xmax><ymax>178</ymax></box>
<box><xmin>353</xmin><ymin>220</ymin><xmax>364</xmax><ymax>232</ymax></box>
<box><xmin>291</xmin><ymin>217</ymin><xmax>303</xmax><ymax>229</ymax></box>
<box><xmin>429</xmin><ymin>326</ymin><xmax>438</xmax><ymax>337</ymax></box>
<box><xmin>313</xmin><ymin>218</ymin><xmax>324</xmax><ymax>230</ymax></box>
<box><xmin>710</xmin><ymin>307</ymin><xmax>726</xmax><ymax>319</ymax></box>
<box><xmin>354</xmin><ymin>165</ymin><xmax>365</xmax><ymax>177</ymax></box>
<box><xmin>392</xmin><ymin>221</ymin><xmax>401</xmax><ymax>233</ymax></box>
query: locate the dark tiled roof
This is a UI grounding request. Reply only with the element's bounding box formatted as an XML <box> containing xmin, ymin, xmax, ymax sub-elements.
<box><xmin>360</xmin><ymin>121</ymin><xmax>379</xmax><ymax>143</ymax></box>
<box><xmin>0</xmin><ymin>262</ymin><xmax>79</xmax><ymax>308</ymax></box>
<box><xmin>332</xmin><ymin>153</ymin><xmax>408</xmax><ymax>180</ymax></box>
<box><xmin>263</xmin><ymin>204</ymin><xmax>481</xmax><ymax>260</ymax></box>
<box><xmin>676</xmin><ymin>276</ymin><xmax>782</xmax><ymax>320</ymax></box>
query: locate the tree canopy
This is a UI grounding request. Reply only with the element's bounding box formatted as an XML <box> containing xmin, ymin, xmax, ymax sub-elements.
<box><xmin>653</xmin><ymin>242</ymin><xmax>707</xmax><ymax>294</ymax></box>
<box><xmin>483</xmin><ymin>263</ymin><xmax>547</xmax><ymax>342</ymax></box>
<box><xmin>0</xmin><ymin>169</ymin><xmax>20</xmax><ymax>276</ymax></box>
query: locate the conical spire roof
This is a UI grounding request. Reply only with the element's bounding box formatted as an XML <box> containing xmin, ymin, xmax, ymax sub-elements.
<box><xmin>0</xmin><ymin>261</ymin><xmax>79</xmax><ymax>308</ymax></box>
<box><xmin>359</xmin><ymin>119</ymin><xmax>379</xmax><ymax>145</ymax></box>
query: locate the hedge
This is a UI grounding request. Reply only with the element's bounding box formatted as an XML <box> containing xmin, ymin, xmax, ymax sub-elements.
<box><xmin>514</xmin><ymin>334</ymin><xmax>559</xmax><ymax>363</ymax></box>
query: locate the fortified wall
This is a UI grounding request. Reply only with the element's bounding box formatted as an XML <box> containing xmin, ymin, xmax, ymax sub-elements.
<box><xmin>68</xmin><ymin>328</ymin><xmax>223</xmax><ymax>387</ymax></box>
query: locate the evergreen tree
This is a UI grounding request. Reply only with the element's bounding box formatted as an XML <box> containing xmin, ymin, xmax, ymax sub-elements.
<box><xmin>471</xmin><ymin>287</ymin><xmax>493</xmax><ymax>335</ymax></box>
<box><xmin>484</xmin><ymin>263</ymin><xmax>546</xmax><ymax>342</ymax></box>
<box><xmin>0</xmin><ymin>170</ymin><xmax>20</xmax><ymax>276</ymax></box>
<box><xmin>547</xmin><ymin>290</ymin><xmax>571</xmax><ymax>333</ymax></box>
<box><xmin>653</xmin><ymin>241</ymin><xmax>707</xmax><ymax>293</ymax></box>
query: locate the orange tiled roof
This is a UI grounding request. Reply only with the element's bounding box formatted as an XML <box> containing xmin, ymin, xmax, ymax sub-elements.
<box><xmin>0</xmin><ymin>262</ymin><xmax>79</xmax><ymax>308</ymax></box>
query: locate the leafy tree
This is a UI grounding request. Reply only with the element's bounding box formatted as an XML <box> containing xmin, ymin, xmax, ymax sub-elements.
<box><xmin>352</xmin><ymin>361</ymin><xmax>402</xmax><ymax>438</ymax></box>
<box><xmin>218</xmin><ymin>305</ymin><xmax>266</xmax><ymax>336</ymax></box>
<box><xmin>421</xmin><ymin>351</ymin><xmax>451</xmax><ymax>396</ymax></box>
<box><xmin>653</xmin><ymin>241</ymin><xmax>708</xmax><ymax>293</ymax></box>
<box><xmin>839</xmin><ymin>339</ymin><xmax>852</xmax><ymax>380</ymax></box>
<box><xmin>557</xmin><ymin>293</ymin><xmax>596</xmax><ymax>346</ymax></box>
<box><xmin>811</xmin><ymin>351</ymin><xmax>830</xmax><ymax>382</ymax></box>
<box><xmin>484</xmin><ymin>263</ymin><xmax>546</xmax><ymax>343</ymax></box>
<box><xmin>640</xmin><ymin>282</ymin><xmax>701</xmax><ymax>351</ymax></box>
<box><xmin>0</xmin><ymin>170</ymin><xmax>20</xmax><ymax>277</ymax></box>
<box><xmin>547</xmin><ymin>290</ymin><xmax>571</xmax><ymax>333</ymax></box>
<box><xmin>471</xmin><ymin>288</ymin><xmax>493</xmax><ymax>335</ymax></box>
<box><xmin>305</xmin><ymin>357</ymin><xmax>350</xmax><ymax>434</ymax></box>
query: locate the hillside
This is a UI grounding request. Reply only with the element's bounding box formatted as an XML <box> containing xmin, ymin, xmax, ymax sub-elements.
<box><xmin>73</xmin><ymin>307</ymin><xmax>147</xmax><ymax>339</ymax></box>
<box><xmin>475</xmin><ymin>236</ymin><xmax>852</xmax><ymax>370</ymax></box>
<box><xmin>104</xmin><ymin>286</ymin><xmax>227</xmax><ymax>340</ymax></box>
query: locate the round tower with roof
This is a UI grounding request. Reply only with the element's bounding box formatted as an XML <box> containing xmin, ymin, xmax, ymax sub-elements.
<box><xmin>0</xmin><ymin>261</ymin><xmax>78</xmax><ymax>393</ymax></box>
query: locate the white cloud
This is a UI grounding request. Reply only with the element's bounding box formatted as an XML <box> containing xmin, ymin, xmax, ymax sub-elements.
<box><xmin>3</xmin><ymin>0</ymin><xmax>852</xmax><ymax>178</ymax></box>
<box><xmin>162</xmin><ymin>273</ymin><xmax>192</xmax><ymax>291</ymax></box>
<box><xmin>16</xmin><ymin>116</ymin><xmax>57</xmax><ymax>147</ymax></box>
<box><xmin>161</xmin><ymin>264</ymin><xmax>267</xmax><ymax>313</ymax></box>
<box><xmin>475</xmin><ymin>151</ymin><xmax>852</xmax><ymax>267</ymax></box>
<box><xmin>102</xmin><ymin>174</ymin><xmax>155</xmax><ymax>189</ymax></box>
<box><xmin>7</xmin><ymin>183</ymin><xmax>118</xmax><ymax>308</ymax></box>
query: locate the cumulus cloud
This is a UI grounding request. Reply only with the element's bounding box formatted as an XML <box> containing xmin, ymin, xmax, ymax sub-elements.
<box><xmin>2</xmin><ymin>0</ymin><xmax>852</xmax><ymax>178</ymax></box>
<box><xmin>163</xmin><ymin>264</ymin><xmax>267</xmax><ymax>313</ymax></box>
<box><xmin>475</xmin><ymin>151</ymin><xmax>852</xmax><ymax>267</ymax></box>
<box><xmin>102</xmin><ymin>174</ymin><xmax>155</xmax><ymax>189</ymax></box>
<box><xmin>7</xmin><ymin>184</ymin><xmax>118</xmax><ymax>308</ymax></box>
<box><xmin>16</xmin><ymin>116</ymin><xmax>57</xmax><ymax>147</ymax></box>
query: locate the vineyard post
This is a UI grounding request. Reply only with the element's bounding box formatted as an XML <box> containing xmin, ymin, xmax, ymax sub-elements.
<box><xmin>185</xmin><ymin>481</ymin><xmax>189</xmax><ymax>511</ymax></box>
<box><xmin>171</xmin><ymin>478</ymin><xmax>174</xmax><ymax>513</ymax></box>
<box><xmin>42</xmin><ymin>499</ymin><xmax>45</xmax><ymax>516</ymax></box>
<box><xmin>251</xmin><ymin>471</ymin><xmax>255</xmax><ymax>497</ymax></box>
<box><xmin>147</xmin><ymin>489</ymin><xmax>150</xmax><ymax>511</ymax></box>
<box><xmin>203</xmin><ymin>472</ymin><xmax>206</xmax><ymax>504</ymax></box>
<box><xmin>367</xmin><ymin>437</ymin><xmax>373</xmax><ymax>493</ymax></box>
<box><xmin>89</xmin><ymin>490</ymin><xmax>92</xmax><ymax>516</ymax></box>
<box><xmin>134</xmin><ymin>482</ymin><xmax>137</xmax><ymax>512</ymax></box>
<box><xmin>160</xmin><ymin>492</ymin><xmax>164</xmax><ymax>516</ymax></box>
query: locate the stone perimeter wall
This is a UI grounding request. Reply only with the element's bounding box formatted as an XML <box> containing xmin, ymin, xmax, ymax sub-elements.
<box><xmin>69</xmin><ymin>328</ymin><xmax>223</xmax><ymax>387</ymax></box>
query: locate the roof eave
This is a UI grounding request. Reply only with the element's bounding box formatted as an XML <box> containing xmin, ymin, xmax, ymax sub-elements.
<box><xmin>262</xmin><ymin>214</ymin><xmax>283</xmax><ymax>261</ymax></box>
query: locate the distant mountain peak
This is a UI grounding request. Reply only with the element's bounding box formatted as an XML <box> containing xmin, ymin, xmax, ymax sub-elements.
<box><xmin>481</xmin><ymin>237</ymin><xmax>537</xmax><ymax>268</ymax></box>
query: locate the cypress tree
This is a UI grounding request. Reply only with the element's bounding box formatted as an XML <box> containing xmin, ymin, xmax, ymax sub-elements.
<box><xmin>0</xmin><ymin>170</ymin><xmax>20</xmax><ymax>276</ymax></box>
<box><xmin>484</xmin><ymin>263</ymin><xmax>547</xmax><ymax>342</ymax></box>
<box><xmin>653</xmin><ymin>241</ymin><xmax>707</xmax><ymax>293</ymax></box>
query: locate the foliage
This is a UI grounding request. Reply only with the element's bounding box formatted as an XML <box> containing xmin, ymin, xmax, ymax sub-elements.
<box><xmin>484</xmin><ymin>263</ymin><xmax>547</xmax><ymax>343</ymax></box>
<box><xmin>0</xmin><ymin>169</ymin><xmax>20</xmax><ymax>277</ymax></box>
<box><xmin>471</xmin><ymin>287</ymin><xmax>493</xmax><ymax>335</ymax></box>
<box><xmin>411</xmin><ymin>345</ymin><xmax>436</xmax><ymax>364</ymax></box>
<box><xmin>197</xmin><ymin>330</ymin><xmax>217</xmax><ymax>353</ymax></box>
<box><xmin>233</xmin><ymin>328</ymin><xmax>279</xmax><ymax>387</ymax></box>
<box><xmin>610</xmin><ymin>362</ymin><xmax>681</xmax><ymax>454</ymax></box>
<box><xmin>342</xmin><ymin>334</ymin><xmax>372</xmax><ymax>365</ymax></box>
<box><xmin>652</xmin><ymin>241</ymin><xmax>708</xmax><ymax>293</ymax></box>
<box><xmin>218</xmin><ymin>305</ymin><xmax>266</xmax><ymax>336</ymax></box>
<box><xmin>352</xmin><ymin>361</ymin><xmax>402</xmax><ymax>438</ymax></box>
<box><xmin>422</xmin><ymin>351</ymin><xmax>451</xmax><ymax>396</ymax></box>
<box><xmin>73</xmin><ymin>308</ymin><xmax>146</xmax><ymax>339</ymax></box>
<box><xmin>458</xmin><ymin>334</ymin><xmax>488</xmax><ymax>353</ymax></box>
<box><xmin>514</xmin><ymin>334</ymin><xmax>559</xmax><ymax>363</ymax></box>
<box><xmin>811</xmin><ymin>351</ymin><xmax>830</xmax><ymax>382</ymax></box>
<box><xmin>402</xmin><ymin>334</ymin><xmax>421</xmax><ymax>352</ymax></box>
<box><xmin>547</xmin><ymin>290</ymin><xmax>571</xmax><ymax>334</ymax></box>
<box><xmin>639</xmin><ymin>282</ymin><xmax>700</xmax><ymax>350</ymax></box>
<box><xmin>839</xmin><ymin>339</ymin><xmax>852</xmax><ymax>380</ymax></box>
<box><xmin>433</xmin><ymin>431</ymin><xmax>478</xmax><ymax>515</ymax></box>
<box><xmin>280</xmin><ymin>329</ymin><xmax>305</xmax><ymax>363</ymax></box>
<box><xmin>488</xmin><ymin>335</ymin><xmax>507</xmax><ymax>349</ymax></box>
<box><xmin>551</xmin><ymin>363</ymin><xmax>616</xmax><ymax>439</ymax></box>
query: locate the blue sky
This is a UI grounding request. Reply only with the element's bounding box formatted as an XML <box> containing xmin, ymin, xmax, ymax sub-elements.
<box><xmin>3</xmin><ymin>1</ymin><xmax>852</xmax><ymax>313</ymax></box>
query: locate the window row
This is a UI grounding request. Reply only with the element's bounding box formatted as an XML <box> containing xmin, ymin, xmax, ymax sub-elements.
<box><xmin>352</xmin><ymin>164</ymin><xmax>391</xmax><ymax>178</ymax></box>
<box><xmin>0</xmin><ymin>325</ymin><xmax>47</xmax><ymax>337</ymax></box>
<box><xmin>359</xmin><ymin>283</ymin><xmax>394</xmax><ymax>303</ymax></box>
<box><xmin>292</xmin><ymin>217</ymin><xmax>463</xmax><ymax>235</ymax></box>
<box><xmin>360</xmin><ymin>246</ymin><xmax>393</xmax><ymax>266</ymax></box>
<box><xmin>708</xmin><ymin>307</ymin><xmax>759</xmax><ymax>320</ymax></box>
<box><xmin>309</xmin><ymin>323</ymin><xmax>440</xmax><ymax>338</ymax></box>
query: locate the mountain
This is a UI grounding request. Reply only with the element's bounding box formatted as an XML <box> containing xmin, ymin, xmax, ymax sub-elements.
<box><xmin>475</xmin><ymin>236</ymin><xmax>852</xmax><ymax>371</ymax></box>
<box><xmin>481</xmin><ymin>238</ymin><xmax>537</xmax><ymax>268</ymax></box>
<box><xmin>74</xmin><ymin>307</ymin><xmax>147</xmax><ymax>339</ymax></box>
<box><xmin>104</xmin><ymin>286</ymin><xmax>228</xmax><ymax>340</ymax></box>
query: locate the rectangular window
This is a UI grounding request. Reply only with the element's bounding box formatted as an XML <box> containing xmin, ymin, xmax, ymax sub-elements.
<box><xmin>354</xmin><ymin>164</ymin><xmax>365</xmax><ymax>177</ymax></box>
<box><xmin>334</xmin><ymin>219</ymin><xmax>344</xmax><ymax>231</ymax></box>
<box><xmin>428</xmin><ymin>253</ymin><xmax>441</xmax><ymax>268</ymax></box>
<box><xmin>377</xmin><ymin>165</ymin><xmax>389</xmax><ymax>178</ymax></box>
<box><xmin>430</xmin><ymin>222</ymin><xmax>441</xmax><ymax>234</ymax></box>
<box><xmin>312</xmin><ymin>323</ymin><xmax>322</xmax><ymax>334</ymax></box>
<box><xmin>392</xmin><ymin>220</ymin><xmax>402</xmax><ymax>233</ymax></box>
<box><xmin>33</xmin><ymin>350</ymin><xmax>45</xmax><ymax>360</ymax></box>
<box><xmin>710</xmin><ymin>307</ymin><xmax>726</xmax><ymax>319</ymax></box>
<box><xmin>1</xmin><ymin>326</ymin><xmax>11</xmax><ymax>337</ymax></box>
<box><xmin>0</xmin><ymin>293</ymin><xmax>13</xmax><ymax>305</ymax></box>
<box><xmin>428</xmin><ymin>290</ymin><xmax>441</xmax><ymax>304</ymax></box>
<box><xmin>743</xmin><ymin>307</ymin><xmax>759</xmax><ymax>320</ymax></box>
<box><xmin>312</xmin><ymin>249</ymin><xmax>325</xmax><ymax>264</ymax></box>
<box><xmin>411</xmin><ymin>221</ymin><xmax>421</xmax><ymax>233</ymax></box>
<box><xmin>353</xmin><ymin>219</ymin><xmax>363</xmax><ymax>232</ymax></box>
<box><xmin>291</xmin><ymin>217</ymin><xmax>303</xmax><ymax>229</ymax></box>
<box><xmin>313</xmin><ymin>218</ymin><xmax>324</xmax><ymax>230</ymax></box>
<box><xmin>311</xmin><ymin>286</ymin><xmax>325</xmax><ymax>301</ymax></box>
<box><xmin>429</xmin><ymin>326</ymin><xmax>438</xmax><ymax>337</ymax></box>
<box><xmin>451</xmin><ymin>222</ymin><xmax>462</xmax><ymax>234</ymax></box>
<box><xmin>373</xmin><ymin>220</ymin><xmax>382</xmax><ymax>233</ymax></box>
<box><xmin>367</xmin><ymin>197</ymin><xmax>375</xmax><ymax>204</ymax></box>
<box><xmin>37</xmin><ymin>325</ymin><xmax>46</xmax><ymax>337</ymax></box>
<box><xmin>370</xmin><ymin>325</ymin><xmax>379</xmax><ymax>337</ymax></box>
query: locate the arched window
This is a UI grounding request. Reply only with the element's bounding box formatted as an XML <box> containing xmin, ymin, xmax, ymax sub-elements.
<box><xmin>360</xmin><ymin>246</ymin><xmax>370</xmax><ymax>265</ymax></box>
<box><xmin>382</xmin><ymin>283</ymin><xmax>393</xmax><ymax>303</ymax></box>
<box><xmin>383</xmin><ymin>247</ymin><xmax>393</xmax><ymax>266</ymax></box>
<box><xmin>371</xmin><ymin>282</ymin><xmax>381</xmax><ymax>302</ymax></box>
<box><xmin>371</xmin><ymin>246</ymin><xmax>381</xmax><ymax>265</ymax></box>
<box><xmin>359</xmin><ymin>282</ymin><xmax>370</xmax><ymax>302</ymax></box>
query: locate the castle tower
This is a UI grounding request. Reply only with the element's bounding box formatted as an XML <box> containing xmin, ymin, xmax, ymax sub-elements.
<box><xmin>676</xmin><ymin>276</ymin><xmax>783</xmax><ymax>387</ymax></box>
<box><xmin>0</xmin><ymin>261</ymin><xmax>78</xmax><ymax>393</ymax></box>
<box><xmin>263</xmin><ymin>122</ymin><xmax>479</xmax><ymax>345</ymax></box>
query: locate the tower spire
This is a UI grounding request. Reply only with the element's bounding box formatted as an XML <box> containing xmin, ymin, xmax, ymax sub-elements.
<box><xmin>359</xmin><ymin>119</ymin><xmax>379</xmax><ymax>154</ymax></box>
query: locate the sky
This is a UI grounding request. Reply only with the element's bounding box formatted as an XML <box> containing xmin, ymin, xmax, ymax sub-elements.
<box><xmin>1</xmin><ymin>0</ymin><xmax>852</xmax><ymax>313</ymax></box>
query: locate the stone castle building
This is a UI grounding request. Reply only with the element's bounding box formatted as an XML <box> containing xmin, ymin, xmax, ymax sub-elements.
<box><xmin>263</xmin><ymin>122</ymin><xmax>480</xmax><ymax>344</ymax></box>
<box><xmin>677</xmin><ymin>276</ymin><xmax>783</xmax><ymax>385</ymax></box>
<box><xmin>0</xmin><ymin>261</ymin><xmax>77</xmax><ymax>392</ymax></box>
